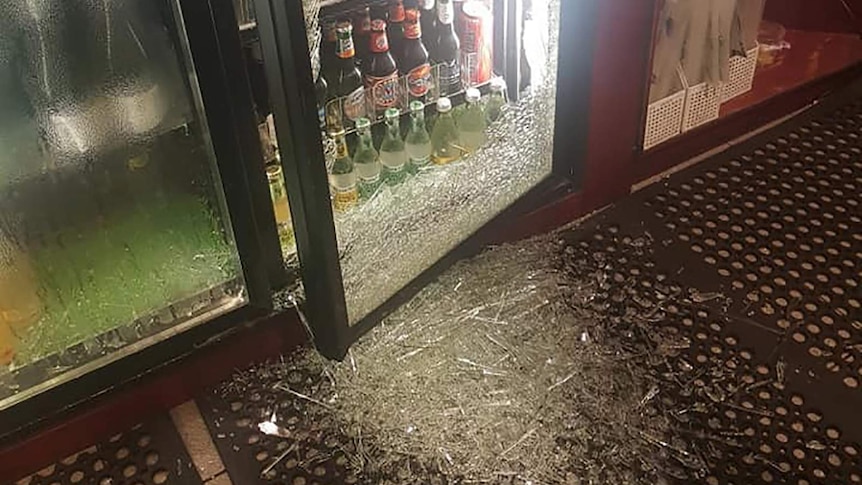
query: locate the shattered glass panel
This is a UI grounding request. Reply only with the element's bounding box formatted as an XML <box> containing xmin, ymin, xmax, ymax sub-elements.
<box><xmin>0</xmin><ymin>0</ymin><xmax>245</xmax><ymax>408</ymax></box>
<box><xmin>335</xmin><ymin>0</ymin><xmax>561</xmax><ymax>325</ymax></box>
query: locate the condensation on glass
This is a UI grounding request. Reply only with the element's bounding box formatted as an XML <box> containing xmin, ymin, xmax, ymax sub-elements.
<box><xmin>332</xmin><ymin>0</ymin><xmax>562</xmax><ymax>324</ymax></box>
<box><xmin>0</xmin><ymin>0</ymin><xmax>245</xmax><ymax>408</ymax></box>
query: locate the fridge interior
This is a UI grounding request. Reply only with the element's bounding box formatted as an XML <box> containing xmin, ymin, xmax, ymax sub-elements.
<box><xmin>0</xmin><ymin>0</ymin><xmax>247</xmax><ymax>409</ymax></box>
<box><xmin>305</xmin><ymin>0</ymin><xmax>562</xmax><ymax>325</ymax></box>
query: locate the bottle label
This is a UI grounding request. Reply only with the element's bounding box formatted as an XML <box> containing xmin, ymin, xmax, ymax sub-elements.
<box><xmin>410</xmin><ymin>155</ymin><xmax>431</xmax><ymax>168</ymax></box>
<box><xmin>342</xmin><ymin>86</ymin><xmax>367</xmax><ymax>121</ymax></box>
<box><xmin>335</xmin><ymin>140</ymin><xmax>349</xmax><ymax>159</ymax></box>
<box><xmin>336</xmin><ymin>36</ymin><xmax>355</xmax><ymax>59</ymax></box>
<box><xmin>437</xmin><ymin>2</ymin><xmax>454</xmax><ymax>24</ymax></box>
<box><xmin>318</xmin><ymin>106</ymin><xmax>326</xmax><ymax>128</ymax></box>
<box><xmin>330</xmin><ymin>173</ymin><xmax>359</xmax><ymax>212</ymax></box>
<box><xmin>370</xmin><ymin>30</ymin><xmax>390</xmax><ymax>53</ymax></box>
<box><xmin>407</xmin><ymin>63</ymin><xmax>432</xmax><ymax>98</ymax></box>
<box><xmin>366</xmin><ymin>72</ymin><xmax>400</xmax><ymax>110</ymax></box>
<box><xmin>438</xmin><ymin>59</ymin><xmax>461</xmax><ymax>93</ymax></box>
<box><xmin>358</xmin><ymin>172</ymin><xmax>381</xmax><ymax>185</ymax></box>
<box><xmin>404</xmin><ymin>20</ymin><xmax>422</xmax><ymax>39</ymax></box>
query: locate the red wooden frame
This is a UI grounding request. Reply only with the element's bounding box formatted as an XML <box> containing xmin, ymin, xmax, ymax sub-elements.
<box><xmin>0</xmin><ymin>312</ymin><xmax>308</xmax><ymax>483</ymax></box>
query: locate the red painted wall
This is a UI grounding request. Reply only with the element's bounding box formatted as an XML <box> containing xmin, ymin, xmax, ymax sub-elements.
<box><xmin>764</xmin><ymin>0</ymin><xmax>861</xmax><ymax>34</ymax></box>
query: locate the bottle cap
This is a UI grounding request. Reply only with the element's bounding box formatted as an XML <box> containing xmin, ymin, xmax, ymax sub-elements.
<box><xmin>436</xmin><ymin>97</ymin><xmax>452</xmax><ymax>113</ymax></box>
<box><xmin>384</xmin><ymin>107</ymin><xmax>400</xmax><ymax>120</ymax></box>
<box><xmin>409</xmin><ymin>100</ymin><xmax>424</xmax><ymax>113</ymax></box>
<box><xmin>465</xmin><ymin>88</ymin><xmax>481</xmax><ymax>103</ymax></box>
<box><xmin>490</xmin><ymin>77</ymin><xmax>506</xmax><ymax>93</ymax></box>
<box><xmin>356</xmin><ymin>117</ymin><xmax>371</xmax><ymax>129</ymax></box>
<box><xmin>336</xmin><ymin>20</ymin><xmax>353</xmax><ymax>34</ymax></box>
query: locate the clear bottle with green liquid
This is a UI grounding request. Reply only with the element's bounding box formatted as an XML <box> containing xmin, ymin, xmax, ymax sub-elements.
<box><xmin>459</xmin><ymin>87</ymin><xmax>487</xmax><ymax>153</ymax></box>
<box><xmin>485</xmin><ymin>77</ymin><xmax>508</xmax><ymax>124</ymax></box>
<box><xmin>353</xmin><ymin>117</ymin><xmax>383</xmax><ymax>199</ymax></box>
<box><xmin>431</xmin><ymin>97</ymin><xmax>461</xmax><ymax>165</ymax></box>
<box><xmin>379</xmin><ymin>108</ymin><xmax>409</xmax><ymax>185</ymax></box>
<box><xmin>405</xmin><ymin>100</ymin><xmax>432</xmax><ymax>174</ymax></box>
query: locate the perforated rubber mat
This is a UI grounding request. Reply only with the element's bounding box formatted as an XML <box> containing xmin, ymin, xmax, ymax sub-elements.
<box><xmin>197</xmin><ymin>83</ymin><xmax>862</xmax><ymax>484</ymax></box>
<box><xmin>17</xmin><ymin>414</ymin><xmax>201</xmax><ymax>485</ymax></box>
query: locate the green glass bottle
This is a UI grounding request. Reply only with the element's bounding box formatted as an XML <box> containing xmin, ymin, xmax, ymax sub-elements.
<box><xmin>379</xmin><ymin>108</ymin><xmax>409</xmax><ymax>185</ymax></box>
<box><xmin>430</xmin><ymin>97</ymin><xmax>461</xmax><ymax>165</ymax></box>
<box><xmin>459</xmin><ymin>87</ymin><xmax>487</xmax><ymax>153</ymax></box>
<box><xmin>328</xmin><ymin>129</ymin><xmax>359</xmax><ymax>212</ymax></box>
<box><xmin>353</xmin><ymin>117</ymin><xmax>382</xmax><ymax>199</ymax></box>
<box><xmin>485</xmin><ymin>77</ymin><xmax>507</xmax><ymax>124</ymax></box>
<box><xmin>405</xmin><ymin>100</ymin><xmax>432</xmax><ymax>173</ymax></box>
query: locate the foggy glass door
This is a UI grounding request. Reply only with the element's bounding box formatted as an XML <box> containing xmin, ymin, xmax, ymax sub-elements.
<box><xmin>0</xmin><ymin>0</ymin><xmax>246</xmax><ymax>406</ymax></box>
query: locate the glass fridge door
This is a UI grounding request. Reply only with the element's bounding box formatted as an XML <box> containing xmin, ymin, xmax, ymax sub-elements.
<box><xmin>0</xmin><ymin>0</ymin><xmax>271</xmax><ymax>414</ymax></box>
<box><xmin>254</xmin><ymin>0</ymin><xmax>589</xmax><ymax>358</ymax></box>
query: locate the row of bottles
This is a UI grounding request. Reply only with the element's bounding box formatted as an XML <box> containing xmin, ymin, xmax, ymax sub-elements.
<box><xmin>316</xmin><ymin>0</ymin><xmax>492</xmax><ymax>132</ymax></box>
<box><xmin>329</xmin><ymin>80</ymin><xmax>506</xmax><ymax>212</ymax></box>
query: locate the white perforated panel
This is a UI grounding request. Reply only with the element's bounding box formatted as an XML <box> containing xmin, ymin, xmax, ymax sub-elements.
<box><xmin>721</xmin><ymin>44</ymin><xmax>760</xmax><ymax>103</ymax></box>
<box><xmin>683</xmin><ymin>79</ymin><xmax>722</xmax><ymax>132</ymax></box>
<box><xmin>644</xmin><ymin>90</ymin><xmax>686</xmax><ymax>150</ymax></box>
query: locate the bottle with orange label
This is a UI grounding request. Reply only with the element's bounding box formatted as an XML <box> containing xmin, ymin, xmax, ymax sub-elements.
<box><xmin>365</xmin><ymin>19</ymin><xmax>401</xmax><ymax>118</ymax></box>
<box><xmin>401</xmin><ymin>8</ymin><xmax>432</xmax><ymax>104</ymax></box>
<box><xmin>331</xmin><ymin>21</ymin><xmax>366</xmax><ymax>131</ymax></box>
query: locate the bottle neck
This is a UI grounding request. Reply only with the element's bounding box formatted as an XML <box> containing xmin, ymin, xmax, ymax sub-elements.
<box><xmin>386</xmin><ymin>119</ymin><xmax>400</xmax><ymax>137</ymax></box>
<box><xmin>437</xmin><ymin>2</ymin><xmax>454</xmax><ymax>26</ymax></box>
<box><xmin>404</xmin><ymin>20</ymin><xmax>422</xmax><ymax>40</ymax></box>
<box><xmin>335</xmin><ymin>136</ymin><xmax>349</xmax><ymax>158</ymax></box>
<box><xmin>389</xmin><ymin>2</ymin><xmax>405</xmax><ymax>23</ymax></box>
<box><xmin>370</xmin><ymin>30</ymin><xmax>390</xmax><ymax>54</ymax></box>
<box><xmin>336</xmin><ymin>34</ymin><xmax>356</xmax><ymax>60</ymax></box>
<box><xmin>411</xmin><ymin>112</ymin><xmax>425</xmax><ymax>129</ymax></box>
<box><xmin>358</xmin><ymin>129</ymin><xmax>374</xmax><ymax>147</ymax></box>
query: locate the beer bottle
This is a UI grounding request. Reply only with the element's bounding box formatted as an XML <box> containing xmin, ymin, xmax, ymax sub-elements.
<box><xmin>380</xmin><ymin>108</ymin><xmax>409</xmax><ymax>185</ymax></box>
<box><xmin>419</xmin><ymin>0</ymin><xmax>438</xmax><ymax>56</ymax></box>
<box><xmin>458</xmin><ymin>87</ymin><xmax>486</xmax><ymax>153</ymax></box>
<box><xmin>434</xmin><ymin>0</ymin><xmax>462</xmax><ymax>96</ymax></box>
<box><xmin>387</xmin><ymin>0</ymin><xmax>407</xmax><ymax>66</ymax></box>
<box><xmin>332</xmin><ymin>21</ymin><xmax>366</xmax><ymax>130</ymax></box>
<box><xmin>430</xmin><ymin>97</ymin><xmax>461</xmax><ymax>164</ymax></box>
<box><xmin>353</xmin><ymin>117</ymin><xmax>383</xmax><ymax>199</ymax></box>
<box><xmin>266</xmin><ymin>164</ymin><xmax>295</xmax><ymax>250</ymax></box>
<box><xmin>320</xmin><ymin>19</ymin><xmax>339</xmax><ymax>85</ymax></box>
<box><xmin>314</xmin><ymin>72</ymin><xmax>328</xmax><ymax>131</ymax></box>
<box><xmin>405</xmin><ymin>100</ymin><xmax>432</xmax><ymax>173</ymax></box>
<box><xmin>329</xmin><ymin>129</ymin><xmax>359</xmax><ymax>212</ymax></box>
<box><xmin>353</xmin><ymin>7</ymin><xmax>373</xmax><ymax>69</ymax></box>
<box><xmin>365</xmin><ymin>19</ymin><xmax>400</xmax><ymax>117</ymax></box>
<box><xmin>401</xmin><ymin>8</ymin><xmax>432</xmax><ymax>104</ymax></box>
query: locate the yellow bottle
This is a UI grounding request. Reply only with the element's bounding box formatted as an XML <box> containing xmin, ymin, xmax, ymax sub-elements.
<box><xmin>0</xmin><ymin>236</ymin><xmax>42</xmax><ymax>351</ymax></box>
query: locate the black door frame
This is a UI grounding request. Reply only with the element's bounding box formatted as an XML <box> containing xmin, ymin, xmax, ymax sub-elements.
<box><xmin>254</xmin><ymin>0</ymin><xmax>598</xmax><ymax>360</ymax></box>
<box><xmin>0</xmin><ymin>0</ymin><xmax>279</xmax><ymax>441</ymax></box>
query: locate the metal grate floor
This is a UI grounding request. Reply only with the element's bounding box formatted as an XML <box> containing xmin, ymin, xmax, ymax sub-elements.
<box><xmin>194</xmin><ymin>83</ymin><xmax>862</xmax><ymax>483</ymax></box>
<box><xmin>15</xmin><ymin>414</ymin><xmax>201</xmax><ymax>485</ymax></box>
